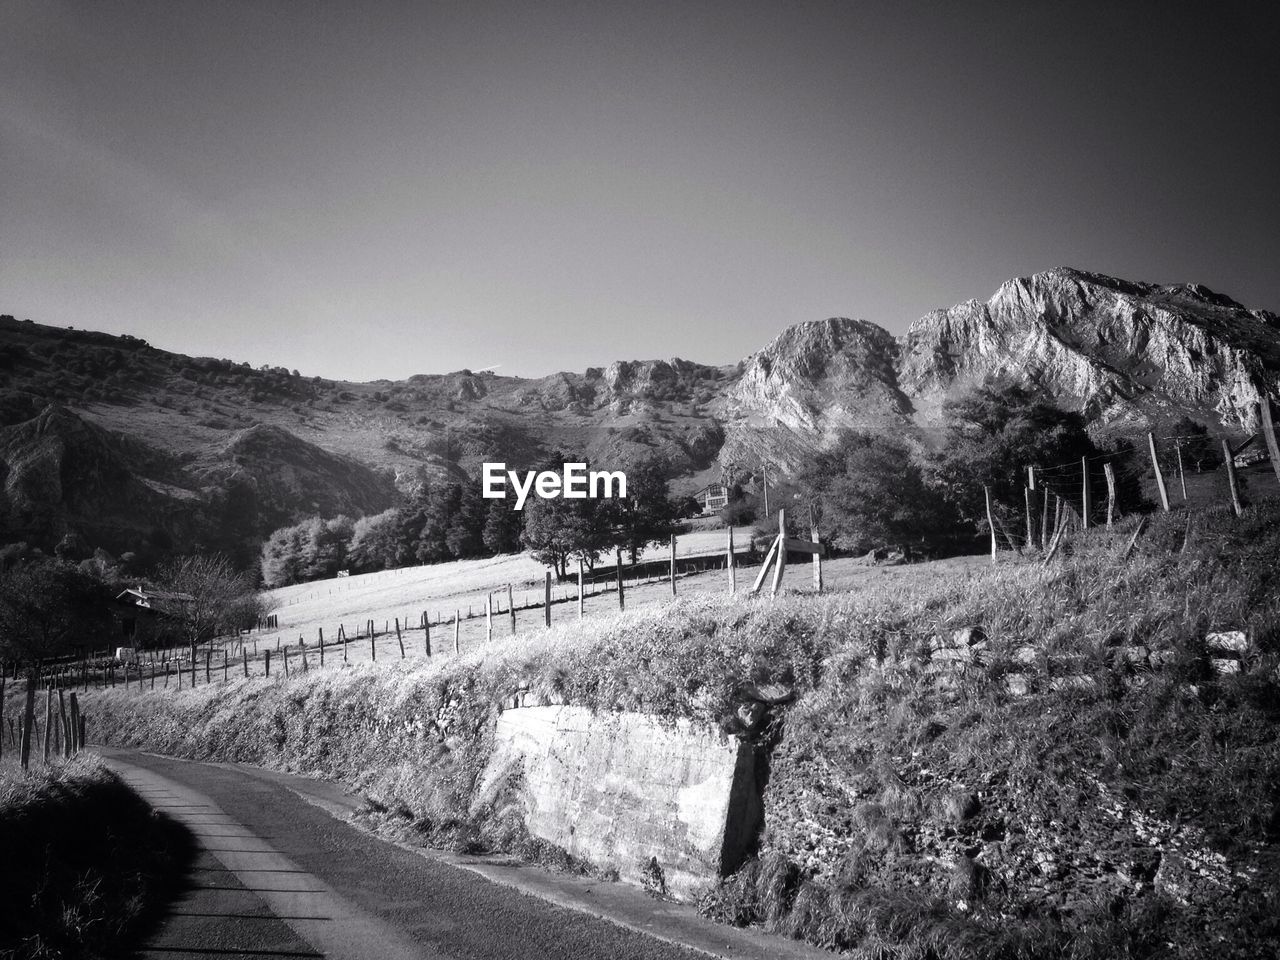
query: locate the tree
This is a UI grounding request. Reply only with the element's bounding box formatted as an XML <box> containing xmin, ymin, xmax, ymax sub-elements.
<box><xmin>261</xmin><ymin>514</ymin><xmax>358</xmax><ymax>587</ymax></box>
<box><xmin>152</xmin><ymin>554</ymin><xmax>265</xmax><ymax>646</ymax></box>
<box><xmin>935</xmin><ymin>382</ymin><xmax>1101</xmax><ymax>525</ymax></box>
<box><xmin>348</xmin><ymin>509</ymin><xmax>402</xmax><ymax>572</ymax></box>
<box><xmin>799</xmin><ymin>431</ymin><xmax>958</xmax><ymax>555</ymax></box>
<box><xmin>720</xmin><ymin>483</ymin><xmax>758</xmax><ymax>526</ymax></box>
<box><xmin>0</xmin><ymin>559</ymin><xmax>114</xmax><ymax>663</ymax></box>
<box><xmin>520</xmin><ymin>453</ymin><xmax>612</xmax><ymax>579</ymax></box>
<box><xmin>260</xmin><ymin>520</ymin><xmax>311</xmax><ymax>588</ymax></box>
<box><xmin>481</xmin><ymin>498</ymin><xmax>523</xmax><ymax>555</ymax></box>
<box><xmin>610</xmin><ymin>456</ymin><xmax>680</xmax><ymax>563</ymax></box>
<box><xmin>444</xmin><ymin>483</ymin><xmax>486</xmax><ymax>559</ymax></box>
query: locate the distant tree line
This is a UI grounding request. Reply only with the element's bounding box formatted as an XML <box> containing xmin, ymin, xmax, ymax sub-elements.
<box><xmin>259</xmin><ymin>454</ymin><xmax>689</xmax><ymax>587</ymax></box>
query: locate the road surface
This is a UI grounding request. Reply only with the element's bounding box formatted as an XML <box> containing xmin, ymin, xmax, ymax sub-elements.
<box><xmin>98</xmin><ymin>750</ymin><xmax>824</xmax><ymax>960</ymax></box>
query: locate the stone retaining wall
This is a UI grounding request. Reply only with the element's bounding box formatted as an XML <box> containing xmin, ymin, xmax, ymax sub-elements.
<box><xmin>478</xmin><ymin>705</ymin><xmax>761</xmax><ymax>899</ymax></box>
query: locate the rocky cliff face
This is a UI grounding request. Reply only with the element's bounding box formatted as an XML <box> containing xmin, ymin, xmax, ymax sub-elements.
<box><xmin>899</xmin><ymin>268</ymin><xmax>1280</xmax><ymax>433</ymax></box>
<box><xmin>716</xmin><ymin>317</ymin><xmax>911</xmax><ymax>469</ymax></box>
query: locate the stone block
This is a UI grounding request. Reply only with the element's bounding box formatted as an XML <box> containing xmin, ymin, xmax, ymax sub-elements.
<box><xmin>479</xmin><ymin>706</ymin><xmax>760</xmax><ymax>900</ymax></box>
<box><xmin>1210</xmin><ymin>658</ymin><xmax>1242</xmax><ymax>676</ymax></box>
<box><xmin>1206</xmin><ymin>631</ymin><xmax>1248</xmax><ymax>654</ymax></box>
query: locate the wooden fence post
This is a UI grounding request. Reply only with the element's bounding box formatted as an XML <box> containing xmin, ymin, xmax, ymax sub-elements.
<box><xmin>669</xmin><ymin>534</ymin><xmax>677</xmax><ymax>597</ymax></box>
<box><xmin>301</xmin><ymin>640</ymin><xmax>309</xmax><ymax>672</ymax></box>
<box><xmin>1223</xmin><ymin>439</ymin><xmax>1244</xmax><ymax>516</ymax></box>
<box><xmin>43</xmin><ymin>686</ymin><xmax>54</xmax><ymax>763</ymax></box>
<box><xmin>544</xmin><ymin>572</ymin><xmax>552</xmax><ymax>627</ymax></box>
<box><xmin>1040</xmin><ymin>487</ymin><xmax>1051</xmax><ymax>550</ymax></box>
<box><xmin>20</xmin><ymin>666</ymin><xmax>36</xmax><ymax>770</ymax></box>
<box><xmin>485</xmin><ymin>594</ymin><xmax>494</xmax><ymax>643</ymax></box>
<box><xmin>69</xmin><ymin>692</ymin><xmax>80</xmax><ymax>754</ymax></box>
<box><xmin>58</xmin><ymin>688</ymin><xmax>69</xmax><ymax>758</ymax></box>
<box><xmin>810</xmin><ymin>507</ymin><xmax>822</xmax><ymax>592</ymax></box>
<box><xmin>984</xmin><ymin>486</ymin><xmax>997</xmax><ymax>563</ymax></box>
<box><xmin>727</xmin><ymin>526</ymin><xmax>736</xmax><ymax>594</ymax></box>
<box><xmin>771</xmin><ymin>509</ymin><xmax>787</xmax><ymax>596</ymax></box>
<box><xmin>1104</xmin><ymin>462</ymin><xmax>1117</xmax><ymax>528</ymax></box>
<box><xmin>508</xmin><ymin>584</ymin><xmax>516</xmax><ymax>635</ymax></box>
<box><xmin>283</xmin><ymin>646</ymin><xmax>290</xmax><ymax>677</ymax></box>
<box><xmin>205</xmin><ymin>651</ymin><xmax>211</xmax><ymax>685</ymax></box>
<box><xmin>264</xmin><ymin>649</ymin><xmax>271</xmax><ymax>677</ymax></box>
<box><xmin>396</xmin><ymin>620</ymin><xmax>405</xmax><ymax>658</ymax></box>
<box><xmin>1260</xmin><ymin>398</ymin><xmax>1280</xmax><ymax>488</ymax></box>
<box><xmin>1121</xmin><ymin>517</ymin><xmax>1147</xmax><ymax>562</ymax></box>
<box><xmin>1025</xmin><ymin>478</ymin><xmax>1037</xmax><ymax>548</ymax></box>
<box><xmin>1081</xmin><ymin>457</ymin><xmax>1092</xmax><ymax>530</ymax></box>
<box><xmin>1175</xmin><ymin>439</ymin><xmax>1188</xmax><ymax>501</ymax></box>
<box><xmin>319</xmin><ymin>628</ymin><xmax>325</xmax><ymax>666</ymax></box>
<box><xmin>454</xmin><ymin>611</ymin><xmax>460</xmax><ymax>654</ymax></box>
<box><xmin>223</xmin><ymin>650</ymin><xmax>229</xmax><ymax>682</ymax></box>
<box><xmin>242</xmin><ymin>650</ymin><xmax>249</xmax><ymax>678</ymax></box>
<box><xmin>577</xmin><ymin>559</ymin><xmax>585</xmax><ymax>619</ymax></box>
<box><xmin>1148</xmin><ymin>432</ymin><xmax>1170</xmax><ymax>511</ymax></box>
<box><xmin>616</xmin><ymin>550</ymin><xmax>625</xmax><ymax>611</ymax></box>
<box><xmin>423</xmin><ymin>615</ymin><xmax>431</xmax><ymax>655</ymax></box>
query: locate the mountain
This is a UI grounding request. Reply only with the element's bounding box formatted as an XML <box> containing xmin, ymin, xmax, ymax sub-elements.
<box><xmin>899</xmin><ymin>268</ymin><xmax>1280</xmax><ymax>433</ymax></box>
<box><xmin>0</xmin><ymin>404</ymin><xmax>397</xmax><ymax>567</ymax></box>
<box><xmin>1</xmin><ymin>267</ymin><xmax>1277</xmax><ymax>558</ymax></box>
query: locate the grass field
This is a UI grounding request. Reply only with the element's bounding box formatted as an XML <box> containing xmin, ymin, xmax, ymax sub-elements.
<box><xmin>163</xmin><ymin>527</ymin><xmax>990</xmax><ymax>676</ymax></box>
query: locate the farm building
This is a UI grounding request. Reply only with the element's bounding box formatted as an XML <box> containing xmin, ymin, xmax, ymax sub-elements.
<box><xmin>694</xmin><ymin>482</ymin><xmax>729</xmax><ymax>515</ymax></box>
<box><xmin>114</xmin><ymin>587</ymin><xmax>193</xmax><ymax>646</ymax></box>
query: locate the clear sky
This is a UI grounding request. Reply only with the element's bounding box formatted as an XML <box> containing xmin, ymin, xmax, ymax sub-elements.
<box><xmin>2</xmin><ymin>1</ymin><xmax>1277</xmax><ymax>382</ymax></box>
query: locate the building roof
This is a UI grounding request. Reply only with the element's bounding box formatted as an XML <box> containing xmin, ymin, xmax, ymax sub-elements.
<box><xmin>115</xmin><ymin>587</ymin><xmax>195</xmax><ymax>617</ymax></box>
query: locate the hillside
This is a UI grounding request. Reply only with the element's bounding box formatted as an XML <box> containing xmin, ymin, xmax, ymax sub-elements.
<box><xmin>2</xmin><ymin>267</ymin><xmax>1278</xmax><ymax>558</ymax></box>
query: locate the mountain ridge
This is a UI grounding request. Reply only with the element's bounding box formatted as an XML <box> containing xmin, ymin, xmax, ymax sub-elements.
<box><xmin>2</xmin><ymin>267</ymin><xmax>1277</xmax><ymax>559</ymax></box>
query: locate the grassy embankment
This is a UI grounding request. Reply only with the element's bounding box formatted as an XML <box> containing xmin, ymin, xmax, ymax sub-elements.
<box><xmin>0</xmin><ymin>758</ymin><xmax>195</xmax><ymax>960</ymax></box>
<box><xmin>88</xmin><ymin>504</ymin><xmax>1280</xmax><ymax>959</ymax></box>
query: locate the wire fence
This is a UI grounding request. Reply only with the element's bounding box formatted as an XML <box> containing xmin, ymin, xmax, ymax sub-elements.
<box><xmin>986</xmin><ymin>430</ymin><xmax>1280</xmax><ymax>557</ymax></box>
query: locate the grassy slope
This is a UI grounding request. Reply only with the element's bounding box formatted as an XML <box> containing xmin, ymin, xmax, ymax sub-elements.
<box><xmin>0</xmin><ymin>758</ymin><xmax>195</xmax><ymax>960</ymax></box>
<box><xmin>87</xmin><ymin>504</ymin><xmax>1280</xmax><ymax>958</ymax></box>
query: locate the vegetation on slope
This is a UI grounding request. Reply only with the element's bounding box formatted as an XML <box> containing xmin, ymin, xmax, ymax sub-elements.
<box><xmin>0</xmin><ymin>758</ymin><xmax>195</xmax><ymax>960</ymax></box>
<box><xmin>89</xmin><ymin>503</ymin><xmax>1280</xmax><ymax>958</ymax></box>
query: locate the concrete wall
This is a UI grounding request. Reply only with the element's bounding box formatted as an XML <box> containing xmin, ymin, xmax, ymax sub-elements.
<box><xmin>478</xmin><ymin>705</ymin><xmax>760</xmax><ymax>899</ymax></box>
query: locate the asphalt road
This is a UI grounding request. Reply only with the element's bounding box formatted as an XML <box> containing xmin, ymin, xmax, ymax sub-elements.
<box><xmin>102</xmin><ymin>751</ymin><xmax>708</xmax><ymax>960</ymax></box>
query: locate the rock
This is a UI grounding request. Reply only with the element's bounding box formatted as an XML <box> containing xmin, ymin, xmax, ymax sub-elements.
<box><xmin>954</xmin><ymin>626</ymin><xmax>987</xmax><ymax>648</ymax></box>
<box><xmin>1049</xmin><ymin>675</ymin><xmax>1098</xmax><ymax>693</ymax></box>
<box><xmin>1012</xmin><ymin>645</ymin><xmax>1038</xmax><ymax>666</ymax></box>
<box><xmin>1149</xmin><ymin>650</ymin><xmax>1177</xmax><ymax>669</ymax></box>
<box><xmin>1210</xmin><ymin>658</ymin><xmax>1242</xmax><ymax>676</ymax></box>
<box><xmin>742</xmin><ymin>682</ymin><xmax>796</xmax><ymax>705</ymax></box>
<box><xmin>1206</xmin><ymin>630</ymin><xmax>1248</xmax><ymax>654</ymax></box>
<box><xmin>1120</xmin><ymin>645</ymin><xmax>1150</xmax><ymax>666</ymax></box>
<box><xmin>1005</xmin><ymin>673</ymin><xmax>1030</xmax><ymax>696</ymax></box>
<box><xmin>945</xmin><ymin>791</ymin><xmax>981</xmax><ymax>823</ymax></box>
<box><xmin>735</xmin><ymin>700</ymin><xmax>768</xmax><ymax>731</ymax></box>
